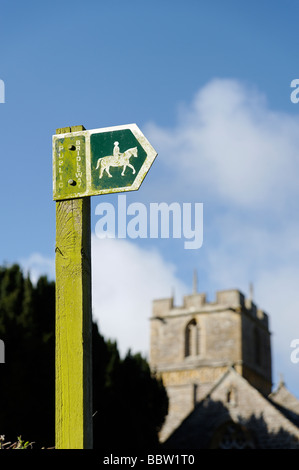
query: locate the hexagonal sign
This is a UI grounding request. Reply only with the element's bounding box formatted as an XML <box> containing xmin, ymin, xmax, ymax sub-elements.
<box><xmin>53</xmin><ymin>123</ymin><xmax>157</xmax><ymax>200</ymax></box>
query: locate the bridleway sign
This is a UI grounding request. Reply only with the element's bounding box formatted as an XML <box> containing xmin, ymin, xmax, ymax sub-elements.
<box><xmin>53</xmin><ymin>123</ymin><xmax>157</xmax><ymax>200</ymax></box>
<box><xmin>53</xmin><ymin>123</ymin><xmax>157</xmax><ymax>450</ymax></box>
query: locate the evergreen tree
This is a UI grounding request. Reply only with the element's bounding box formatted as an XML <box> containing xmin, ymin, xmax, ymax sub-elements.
<box><xmin>0</xmin><ymin>264</ymin><xmax>168</xmax><ymax>448</ymax></box>
<box><xmin>92</xmin><ymin>323</ymin><xmax>168</xmax><ymax>449</ymax></box>
<box><xmin>0</xmin><ymin>264</ymin><xmax>55</xmax><ymax>447</ymax></box>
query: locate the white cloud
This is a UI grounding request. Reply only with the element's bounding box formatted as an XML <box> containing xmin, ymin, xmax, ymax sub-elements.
<box><xmin>145</xmin><ymin>78</ymin><xmax>299</xmax><ymax>211</ymax></box>
<box><xmin>19</xmin><ymin>252</ymin><xmax>55</xmax><ymax>284</ymax></box>
<box><xmin>91</xmin><ymin>234</ymin><xmax>187</xmax><ymax>357</ymax></box>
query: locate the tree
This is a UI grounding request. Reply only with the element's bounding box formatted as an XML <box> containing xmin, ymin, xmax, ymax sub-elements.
<box><xmin>0</xmin><ymin>264</ymin><xmax>168</xmax><ymax>448</ymax></box>
<box><xmin>92</xmin><ymin>322</ymin><xmax>168</xmax><ymax>449</ymax></box>
<box><xmin>0</xmin><ymin>264</ymin><xmax>55</xmax><ymax>447</ymax></box>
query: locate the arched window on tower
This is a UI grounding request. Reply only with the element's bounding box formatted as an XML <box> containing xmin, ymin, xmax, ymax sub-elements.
<box><xmin>185</xmin><ymin>319</ymin><xmax>200</xmax><ymax>357</ymax></box>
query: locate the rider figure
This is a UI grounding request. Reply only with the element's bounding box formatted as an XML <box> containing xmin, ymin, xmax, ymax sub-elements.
<box><xmin>113</xmin><ymin>141</ymin><xmax>120</xmax><ymax>158</ymax></box>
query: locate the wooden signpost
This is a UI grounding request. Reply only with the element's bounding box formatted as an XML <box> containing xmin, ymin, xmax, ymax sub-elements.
<box><xmin>53</xmin><ymin>123</ymin><xmax>157</xmax><ymax>449</ymax></box>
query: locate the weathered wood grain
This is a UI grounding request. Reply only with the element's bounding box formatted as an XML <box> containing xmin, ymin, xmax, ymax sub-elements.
<box><xmin>55</xmin><ymin>125</ymin><xmax>93</xmax><ymax>449</ymax></box>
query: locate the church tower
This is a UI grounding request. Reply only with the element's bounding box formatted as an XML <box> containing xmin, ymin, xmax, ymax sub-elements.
<box><xmin>149</xmin><ymin>285</ymin><xmax>272</xmax><ymax>441</ymax></box>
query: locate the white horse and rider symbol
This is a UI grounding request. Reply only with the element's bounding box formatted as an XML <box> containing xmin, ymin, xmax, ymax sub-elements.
<box><xmin>95</xmin><ymin>141</ymin><xmax>138</xmax><ymax>179</ymax></box>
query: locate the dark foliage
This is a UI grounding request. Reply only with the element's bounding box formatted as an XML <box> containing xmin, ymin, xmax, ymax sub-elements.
<box><xmin>0</xmin><ymin>264</ymin><xmax>168</xmax><ymax>449</ymax></box>
<box><xmin>92</xmin><ymin>322</ymin><xmax>168</xmax><ymax>449</ymax></box>
<box><xmin>0</xmin><ymin>265</ymin><xmax>55</xmax><ymax>447</ymax></box>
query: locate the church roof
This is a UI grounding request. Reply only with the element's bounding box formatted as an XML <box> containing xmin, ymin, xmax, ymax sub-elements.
<box><xmin>163</xmin><ymin>367</ymin><xmax>299</xmax><ymax>449</ymax></box>
<box><xmin>268</xmin><ymin>379</ymin><xmax>299</xmax><ymax>427</ymax></box>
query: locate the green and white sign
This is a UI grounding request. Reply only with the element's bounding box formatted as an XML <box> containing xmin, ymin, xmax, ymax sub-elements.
<box><xmin>53</xmin><ymin>123</ymin><xmax>157</xmax><ymax>200</ymax></box>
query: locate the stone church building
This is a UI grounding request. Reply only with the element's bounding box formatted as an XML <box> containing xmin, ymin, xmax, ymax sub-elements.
<box><xmin>149</xmin><ymin>285</ymin><xmax>299</xmax><ymax>449</ymax></box>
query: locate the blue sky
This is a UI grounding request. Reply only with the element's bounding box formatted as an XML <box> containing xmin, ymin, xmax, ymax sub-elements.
<box><xmin>1</xmin><ymin>0</ymin><xmax>299</xmax><ymax>397</ymax></box>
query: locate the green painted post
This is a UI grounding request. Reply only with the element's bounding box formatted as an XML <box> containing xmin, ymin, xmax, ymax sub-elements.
<box><xmin>55</xmin><ymin>125</ymin><xmax>93</xmax><ymax>449</ymax></box>
<box><xmin>53</xmin><ymin>121</ymin><xmax>157</xmax><ymax>449</ymax></box>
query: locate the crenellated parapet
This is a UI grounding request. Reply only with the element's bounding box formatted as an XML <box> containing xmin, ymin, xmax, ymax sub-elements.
<box><xmin>152</xmin><ymin>288</ymin><xmax>269</xmax><ymax>329</ymax></box>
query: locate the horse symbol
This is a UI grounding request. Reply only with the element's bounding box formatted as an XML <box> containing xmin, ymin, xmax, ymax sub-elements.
<box><xmin>96</xmin><ymin>147</ymin><xmax>138</xmax><ymax>179</ymax></box>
